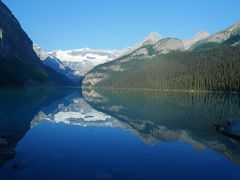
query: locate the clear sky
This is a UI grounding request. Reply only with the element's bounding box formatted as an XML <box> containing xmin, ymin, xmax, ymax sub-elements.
<box><xmin>2</xmin><ymin>0</ymin><xmax>240</xmax><ymax>51</ymax></box>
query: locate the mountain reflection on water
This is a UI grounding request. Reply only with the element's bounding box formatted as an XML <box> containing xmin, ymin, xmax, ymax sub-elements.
<box><xmin>83</xmin><ymin>88</ymin><xmax>240</xmax><ymax>163</ymax></box>
<box><xmin>0</xmin><ymin>88</ymin><xmax>240</xmax><ymax>179</ymax></box>
<box><xmin>0</xmin><ymin>88</ymin><xmax>78</xmax><ymax>167</ymax></box>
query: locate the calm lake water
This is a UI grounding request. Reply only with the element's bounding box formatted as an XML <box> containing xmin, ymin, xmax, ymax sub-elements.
<box><xmin>0</xmin><ymin>88</ymin><xmax>240</xmax><ymax>180</ymax></box>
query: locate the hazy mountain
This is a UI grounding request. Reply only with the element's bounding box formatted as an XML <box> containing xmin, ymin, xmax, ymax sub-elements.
<box><xmin>0</xmin><ymin>1</ymin><xmax>74</xmax><ymax>87</ymax></box>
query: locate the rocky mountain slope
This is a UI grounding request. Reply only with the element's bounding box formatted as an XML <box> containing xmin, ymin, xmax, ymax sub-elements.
<box><xmin>48</xmin><ymin>48</ymin><xmax>122</xmax><ymax>76</ymax></box>
<box><xmin>32</xmin><ymin>32</ymin><xmax>162</xmax><ymax>78</ymax></box>
<box><xmin>83</xmin><ymin>22</ymin><xmax>240</xmax><ymax>92</ymax></box>
<box><xmin>184</xmin><ymin>31</ymin><xmax>209</xmax><ymax>50</ymax></box>
<box><xmin>47</xmin><ymin>32</ymin><xmax>162</xmax><ymax>76</ymax></box>
<box><xmin>121</xmin><ymin>32</ymin><xmax>162</xmax><ymax>55</ymax></box>
<box><xmin>191</xmin><ymin>22</ymin><xmax>240</xmax><ymax>50</ymax></box>
<box><xmin>38</xmin><ymin>25</ymin><xmax>239</xmax><ymax>80</ymax></box>
<box><xmin>33</xmin><ymin>44</ymin><xmax>79</xmax><ymax>81</ymax></box>
<box><xmin>0</xmin><ymin>1</ymin><xmax>74</xmax><ymax>87</ymax></box>
<box><xmin>153</xmin><ymin>38</ymin><xmax>185</xmax><ymax>54</ymax></box>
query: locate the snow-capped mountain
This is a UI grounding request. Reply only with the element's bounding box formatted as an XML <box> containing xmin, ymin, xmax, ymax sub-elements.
<box><xmin>43</xmin><ymin>32</ymin><xmax>162</xmax><ymax>76</ymax></box>
<box><xmin>49</xmin><ymin>48</ymin><xmax>122</xmax><ymax>64</ymax></box>
<box><xmin>48</xmin><ymin>48</ymin><xmax>122</xmax><ymax>76</ymax></box>
<box><xmin>33</xmin><ymin>44</ymin><xmax>78</xmax><ymax>80</ymax></box>
<box><xmin>184</xmin><ymin>31</ymin><xmax>209</xmax><ymax>50</ymax></box>
<box><xmin>34</xmin><ymin>31</ymin><xmax>194</xmax><ymax>80</ymax></box>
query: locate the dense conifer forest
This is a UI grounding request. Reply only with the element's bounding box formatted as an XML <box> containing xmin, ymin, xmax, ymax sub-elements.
<box><xmin>94</xmin><ymin>45</ymin><xmax>240</xmax><ymax>92</ymax></box>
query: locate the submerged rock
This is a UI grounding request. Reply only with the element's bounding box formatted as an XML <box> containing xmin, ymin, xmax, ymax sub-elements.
<box><xmin>215</xmin><ymin>118</ymin><xmax>240</xmax><ymax>138</ymax></box>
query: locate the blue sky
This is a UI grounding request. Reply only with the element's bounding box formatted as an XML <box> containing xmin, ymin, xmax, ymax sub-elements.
<box><xmin>2</xmin><ymin>0</ymin><xmax>240</xmax><ymax>51</ymax></box>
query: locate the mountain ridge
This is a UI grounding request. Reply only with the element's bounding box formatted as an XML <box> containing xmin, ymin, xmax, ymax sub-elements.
<box><xmin>33</xmin><ymin>32</ymin><xmax>163</xmax><ymax>77</ymax></box>
<box><xmin>82</xmin><ymin>21</ymin><xmax>240</xmax><ymax>92</ymax></box>
<box><xmin>191</xmin><ymin>21</ymin><xmax>240</xmax><ymax>50</ymax></box>
<box><xmin>33</xmin><ymin>44</ymin><xmax>78</xmax><ymax>81</ymax></box>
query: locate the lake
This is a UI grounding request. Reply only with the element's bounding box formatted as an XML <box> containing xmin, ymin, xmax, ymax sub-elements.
<box><xmin>0</xmin><ymin>88</ymin><xmax>240</xmax><ymax>180</ymax></box>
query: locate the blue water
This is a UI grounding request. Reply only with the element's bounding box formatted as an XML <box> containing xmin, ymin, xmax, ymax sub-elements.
<box><xmin>0</xmin><ymin>88</ymin><xmax>240</xmax><ymax>180</ymax></box>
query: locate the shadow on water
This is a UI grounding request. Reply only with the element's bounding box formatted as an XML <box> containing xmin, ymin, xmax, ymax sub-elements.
<box><xmin>83</xmin><ymin>88</ymin><xmax>240</xmax><ymax>164</ymax></box>
<box><xmin>0</xmin><ymin>87</ymin><xmax>81</xmax><ymax>168</ymax></box>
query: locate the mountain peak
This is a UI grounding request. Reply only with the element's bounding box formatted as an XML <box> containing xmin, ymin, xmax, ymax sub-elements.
<box><xmin>184</xmin><ymin>30</ymin><xmax>209</xmax><ymax>50</ymax></box>
<box><xmin>122</xmin><ymin>32</ymin><xmax>162</xmax><ymax>55</ymax></box>
<box><xmin>143</xmin><ymin>32</ymin><xmax>162</xmax><ymax>45</ymax></box>
<box><xmin>227</xmin><ymin>21</ymin><xmax>240</xmax><ymax>32</ymax></box>
<box><xmin>146</xmin><ymin>32</ymin><xmax>162</xmax><ymax>39</ymax></box>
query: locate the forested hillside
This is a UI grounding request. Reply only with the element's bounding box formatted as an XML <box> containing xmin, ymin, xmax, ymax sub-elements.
<box><xmin>84</xmin><ymin>44</ymin><xmax>240</xmax><ymax>92</ymax></box>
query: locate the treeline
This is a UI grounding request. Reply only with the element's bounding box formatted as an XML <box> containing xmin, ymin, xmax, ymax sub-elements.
<box><xmin>97</xmin><ymin>45</ymin><xmax>240</xmax><ymax>92</ymax></box>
